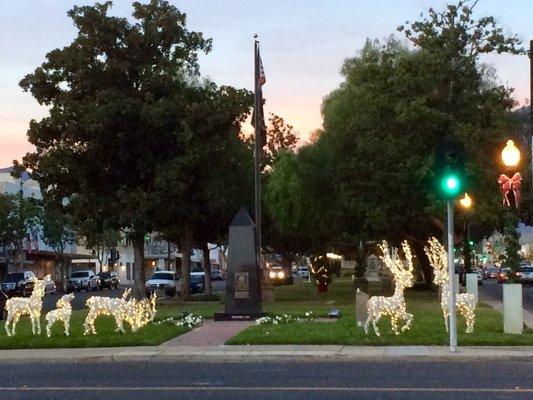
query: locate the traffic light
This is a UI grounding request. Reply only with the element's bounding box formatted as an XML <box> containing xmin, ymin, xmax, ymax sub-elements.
<box><xmin>435</xmin><ymin>135</ymin><xmax>466</xmax><ymax>200</ymax></box>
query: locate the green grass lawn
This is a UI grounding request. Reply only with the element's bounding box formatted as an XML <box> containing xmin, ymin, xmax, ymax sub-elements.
<box><xmin>227</xmin><ymin>280</ymin><xmax>533</xmax><ymax>346</ymax></box>
<box><xmin>0</xmin><ymin>304</ymin><xmax>193</xmax><ymax>349</ymax></box>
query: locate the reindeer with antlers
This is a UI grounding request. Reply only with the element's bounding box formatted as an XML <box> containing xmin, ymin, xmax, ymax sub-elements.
<box><xmin>424</xmin><ymin>237</ymin><xmax>476</xmax><ymax>334</ymax></box>
<box><xmin>364</xmin><ymin>241</ymin><xmax>415</xmax><ymax>336</ymax></box>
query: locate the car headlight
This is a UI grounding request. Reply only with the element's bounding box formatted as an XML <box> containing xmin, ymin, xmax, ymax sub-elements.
<box><xmin>278</xmin><ymin>271</ymin><xmax>285</xmax><ymax>279</ymax></box>
<box><xmin>269</xmin><ymin>271</ymin><xmax>276</xmax><ymax>279</ymax></box>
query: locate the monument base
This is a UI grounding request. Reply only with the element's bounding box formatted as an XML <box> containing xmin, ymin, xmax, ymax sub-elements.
<box><xmin>213</xmin><ymin>312</ymin><xmax>266</xmax><ymax>321</ymax></box>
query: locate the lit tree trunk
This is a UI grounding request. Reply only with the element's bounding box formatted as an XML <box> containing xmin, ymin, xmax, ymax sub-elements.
<box><xmin>202</xmin><ymin>241</ymin><xmax>212</xmax><ymax>296</ymax></box>
<box><xmin>180</xmin><ymin>230</ymin><xmax>193</xmax><ymax>299</ymax></box>
<box><xmin>132</xmin><ymin>236</ymin><xmax>146</xmax><ymax>298</ymax></box>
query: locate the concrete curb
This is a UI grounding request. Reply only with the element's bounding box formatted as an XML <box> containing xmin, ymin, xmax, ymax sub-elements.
<box><xmin>0</xmin><ymin>345</ymin><xmax>532</xmax><ymax>363</ymax></box>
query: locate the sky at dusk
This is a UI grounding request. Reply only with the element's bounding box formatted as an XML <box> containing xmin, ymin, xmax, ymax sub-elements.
<box><xmin>0</xmin><ymin>0</ymin><xmax>531</xmax><ymax>167</ymax></box>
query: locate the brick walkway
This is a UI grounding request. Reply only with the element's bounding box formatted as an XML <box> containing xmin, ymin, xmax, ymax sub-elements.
<box><xmin>161</xmin><ymin>320</ymin><xmax>252</xmax><ymax>346</ymax></box>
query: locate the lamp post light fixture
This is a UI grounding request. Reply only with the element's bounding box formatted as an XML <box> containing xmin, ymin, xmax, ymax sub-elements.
<box><xmin>501</xmin><ymin>140</ymin><xmax>521</xmax><ymax>168</ymax></box>
<box><xmin>459</xmin><ymin>193</ymin><xmax>473</xmax><ymax>210</ymax></box>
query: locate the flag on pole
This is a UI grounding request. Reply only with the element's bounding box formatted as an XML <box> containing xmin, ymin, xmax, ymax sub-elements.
<box><xmin>252</xmin><ymin>45</ymin><xmax>267</xmax><ymax>148</ymax></box>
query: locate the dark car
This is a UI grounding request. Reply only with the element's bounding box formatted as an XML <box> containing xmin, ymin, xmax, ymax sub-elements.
<box><xmin>0</xmin><ymin>271</ymin><xmax>36</xmax><ymax>297</ymax></box>
<box><xmin>211</xmin><ymin>269</ymin><xmax>223</xmax><ymax>281</ymax></box>
<box><xmin>0</xmin><ymin>289</ymin><xmax>8</xmax><ymax>319</ymax></box>
<box><xmin>97</xmin><ymin>271</ymin><xmax>119</xmax><ymax>290</ymax></box>
<box><xmin>189</xmin><ymin>272</ymin><xmax>205</xmax><ymax>294</ymax></box>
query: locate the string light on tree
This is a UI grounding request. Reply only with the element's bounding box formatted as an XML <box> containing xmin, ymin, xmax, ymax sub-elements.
<box><xmin>5</xmin><ymin>275</ymin><xmax>53</xmax><ymax>336</ymax></box>
<box><xmin>424</xmin><ymin>237</ymin><xmax>476</xmax><ymax>333</ymax></box>
<box><xmin>364</xmin><ymin>241</ymin><xmax>415</xmax><ymax>336</ymax></box>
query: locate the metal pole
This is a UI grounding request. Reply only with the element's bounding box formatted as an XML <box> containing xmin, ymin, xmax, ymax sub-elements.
<box><xmin>529</xmin><ymin>40</ymin><xmax>533</xmax><ymax>193</ymax></box>
<box><xmin>253</xmin><ymin>37</ymin><xmax>262</xmax><ymax>265</ymax></box>
<box><xmin>447</xmin><ymin>200</ymin><xmax>458</xmax><ymax>352</ymax></box>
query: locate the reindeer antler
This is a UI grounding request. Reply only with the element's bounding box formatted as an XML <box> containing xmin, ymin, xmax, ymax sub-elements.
<box><xmin>401</xmin><ymin>241</ymin><xmax>414</xmax><ymax>272</ymax></box>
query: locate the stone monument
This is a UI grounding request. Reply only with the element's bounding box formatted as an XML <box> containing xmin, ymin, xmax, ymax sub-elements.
<box><xmin>214</xmin><ymin>208</ymin><xmax>263</xmax><ymax>320</ymax></box>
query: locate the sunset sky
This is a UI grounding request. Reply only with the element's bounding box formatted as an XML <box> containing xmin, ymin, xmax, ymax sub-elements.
<box><xmin>0</xmin><ymin>0</ymin><xmax>531</xmax><ymax>167</ymax></box>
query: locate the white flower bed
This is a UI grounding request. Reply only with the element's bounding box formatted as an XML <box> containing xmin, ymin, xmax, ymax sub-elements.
<box><xmin>255</xmin><ymin>311</ymin><xmax>314</xmax><ymax>325</ymax></box>
<box><xmin>153</xmin><ymin>313</ymin><xmax>203</xmax><ymax>329</ymax></box>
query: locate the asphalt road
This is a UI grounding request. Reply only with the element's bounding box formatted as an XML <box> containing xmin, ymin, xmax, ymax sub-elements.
<box><xmin>0</xmin><ymin>360</ymin><xmax>530</xmax><ymax>400</ymax></box>
<box><xmin>42</xmin><ymin>279</ymin><xmax>226</xmax><ymax>311</ymax></box>
<box><xmin>479</xmin><ymin>279</ymin><xmax>533</xmax><ymax>311</ymax></box>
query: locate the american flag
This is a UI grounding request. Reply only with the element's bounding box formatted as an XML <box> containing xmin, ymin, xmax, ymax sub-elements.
<box><xmin>252</xmin><ymin>46</ymin><xmax>267</xmax><ymax>148</ymax></box>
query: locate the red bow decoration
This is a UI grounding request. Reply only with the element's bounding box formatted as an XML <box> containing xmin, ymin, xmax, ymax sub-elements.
<box><xmin>498</xmin><ymin>172</ymin><xmax>522</xmax><ymax>208</ymax></box>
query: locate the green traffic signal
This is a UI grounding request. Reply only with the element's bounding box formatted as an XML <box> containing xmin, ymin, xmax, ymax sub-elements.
<box><xmin>439</xmin><ymin>173</ymin><xmax>462</xmax><ymax>199</ymax></box>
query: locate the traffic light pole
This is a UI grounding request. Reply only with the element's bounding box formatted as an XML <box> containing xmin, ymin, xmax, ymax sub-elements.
<box><xmin>447</xmin><ymin>200</ymin><xmax>458</xmax><ymax>352</ymax></box>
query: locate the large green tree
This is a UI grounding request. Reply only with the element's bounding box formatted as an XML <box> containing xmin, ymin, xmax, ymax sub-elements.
<box><xmin>152</xmin><ymin>81</ymin><xmax>252</xmax><ymax>298</ymax></box>
<box><xmin>266</xmin><ymin>1</ymin><xmax>524</xmax><ymax>282</ymax></box>
<box><xmin>18</xmin><ymin>0</ymin><xmax>211</xmax><ymax>297</ymax></box>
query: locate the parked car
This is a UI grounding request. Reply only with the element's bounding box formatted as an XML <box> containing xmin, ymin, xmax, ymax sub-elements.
<box><xmin>516</xmin><ymin>266</ymin><xmax>533</xmax><ymax>286</ymax></box>
<box><xmin>497</xmin><ymin>267</ymin><xmax>511</xmax><ymax>284</ymax></box>
<box><xmin>0</xmin><ymin>271</ymin><xmax>36</xmax><ymax>297</ymax></box>
<box><xmin>67</xmin><ymin>270</ymin><xmax>99</xmax><ymax>292</ymax></box>
<box><xmin>0</xmin><ymin>289</ymin><xmax>7</xmax><ymax>319</ymax></box>
<box><xmin>97</xmin><ymin>271</ymin><xmax>119</xmax><ymax>290</ymax></box>
<box><xmin>145</xmin><ymin>270</ymin><xmax>177</xmax><ymax>297</ymax></box>
<box><xmin>189</xmin><ymin>272</ymin><xmax>205</xmax><ymax>295</ymax></box>
<box><xmin>297</xmin><ymin>266</ymin><xmax>309</xmax><ymax>279</ymax></box>
<box><xmin>210</xmin><ymin>269</ymin><xmax>223</xmax><ymax>281</ymax></box>
<box><xmin>484</xmin><ymin>267</ymin><xmax>499</xmax><ymax>280</ymax></box>
<box><xmin>45</xmin><ymin>280</ymin><xmax>57</xmax><ymax>295</ymax></box>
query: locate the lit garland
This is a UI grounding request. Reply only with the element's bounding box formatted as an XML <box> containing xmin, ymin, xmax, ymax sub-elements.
<box><xmin>5</xmin><ymin>275</ymin><xmax>53</xmax><ymax>336</ymax></box>
<box><xmin>45</xmin><ymin>293</ymin><xmax>75</xmax><ymax>337</ymax></box>
<box><xmin>424</xmin><ymin>237</ymin><xmax>476</xmax><ymax>334</ymax></box>
<box><xmin>84</xmin><ymin>289</ymin><xmax>157</xmax><ymax>335</ymax></box>
<box><xmin>364</xmin><ymin>241</ymin><xmax>415</xmax><ymax>336</ymax></box>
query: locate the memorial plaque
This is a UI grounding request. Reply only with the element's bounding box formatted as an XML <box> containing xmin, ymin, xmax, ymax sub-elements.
<box><xmin>234</xmin><ymin>272</ymin><xmax>249</xmax><ymax>299</ymax></box>
<box><xmin>214</xmin><ymin>207</ymin><xmax>263</xmax><ymax>320</ymax></box>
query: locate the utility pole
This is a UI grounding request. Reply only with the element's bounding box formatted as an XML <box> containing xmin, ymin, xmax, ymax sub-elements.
<box><xmin>530</xmin><ymin>40</ymin><xmax>533</xmax><ymax>192</ymax></box>
<box><xmin>447</xmin><ymin>201</ymin><xmax>458</xmax><ymax>352</ymax></box>
<box><xmin>253</xmin><ymin>35</ymin><xmax>262</xmax><ymax>266</ymax></box>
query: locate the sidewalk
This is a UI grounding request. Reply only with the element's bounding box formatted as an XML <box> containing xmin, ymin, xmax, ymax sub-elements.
<box><xmin>0</xmin><ymin>344</ymin><xmax>532</xmax><ymax>363</ymax></box>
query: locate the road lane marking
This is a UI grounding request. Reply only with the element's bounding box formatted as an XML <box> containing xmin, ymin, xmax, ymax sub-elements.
<box><xmin>1</xmin><ymin>386</ymin><xmax>532</xmax><ymax>393</ymax></box>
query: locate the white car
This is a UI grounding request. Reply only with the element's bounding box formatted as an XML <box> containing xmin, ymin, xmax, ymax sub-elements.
<box><xmin>67</xmin><ymin>270</ymin><xmax>99</xmax><ymax>292</ymax></box>
<box><xmin>297</xmin><ymin>266</ymin><xmax>309</xmax><ymax>279</ymax></box>
<box><xmin>145</xmin><ymin>271</ymin><xmax>177</xmax><ymax>297</ymax></box>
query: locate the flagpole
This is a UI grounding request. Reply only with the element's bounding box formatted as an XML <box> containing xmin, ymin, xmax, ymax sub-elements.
<box><xmin>253</xmin><ymin>35</ymin><xmax>262</xmax><ymax>266</ymax></box>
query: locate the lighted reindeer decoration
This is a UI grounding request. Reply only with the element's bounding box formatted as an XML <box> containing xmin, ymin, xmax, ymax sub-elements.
<box><xmin>424</xmin><ymin>237</ymin><xmax>476</xmax><ymax>334</ymax></box>
<box><xmin>364</xmin><ymin>241</ymin><xmax>415</xmax><ymax>336</ymax></box>
<box><xmin>45</xmin><ymin>293</ymin><xmax>75</xmax><ymax>337</ymax></box>
<box><xmin>84</xmin><ymin>289</ymin><xmax>157</xmax><ymax>335</ymax></box>
<box><xmin>5</xmin><ymin>275</ymin><xmax>53</xmax><ymax>336</ymax></box>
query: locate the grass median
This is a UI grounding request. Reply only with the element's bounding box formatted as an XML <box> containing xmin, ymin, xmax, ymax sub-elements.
<box><xmin>226</xmin><ymin>280</ymin><xmax>533</xmax><ymax>346</ymax></box>
<box><xmin>0</xmin><ymin>304</ymin><xmax>192</xmax><ymax>349</ymax></box>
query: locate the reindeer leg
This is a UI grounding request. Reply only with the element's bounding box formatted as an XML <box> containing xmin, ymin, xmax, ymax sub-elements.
<box><xmin>12</xmin><ymin>314</ymin><xmax>21</xmax><ymax>336</ymax></box>
<box><xmin>372</xmin><ymin>313</ymin><xmax>381</xmax><ymax>337</ymax></box>
<box><xmin>5</xmin><ymin>313</ymin><xmax>12</xmax><ymax>337</ymax></box>
<box><xmin>402</xmin><ymin>313</ymin><xmax>413</xmax><ymax>332</ymax></box>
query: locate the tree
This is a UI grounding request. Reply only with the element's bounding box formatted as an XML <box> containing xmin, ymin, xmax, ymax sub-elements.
<box><xmin>40</xmin><ymin>201</ymin><xmax>76</xmax><ymax>291</ymax></box>
<box><xmin>0</xmin><ymin>193</ymin><xmax>41</xmax><ymax>271</ymax></box>
<box><xmin>266</xmin><ymin>1</ymin><xmax>524</xmax><ymax>283</ymax></box>
<box><xmin>263</xmin><ymin>113</ymin><xmax>299</xmax><ymax>169</ymax></box>
<box><xmin>152</xmin><ymin>81</ymin><xmax>253</xmax><ymax>298</ymax></box>
<box><xmin>18</xmin><ymin>0</ymin><xmax>212</xmax><ymax>297</ymax></box>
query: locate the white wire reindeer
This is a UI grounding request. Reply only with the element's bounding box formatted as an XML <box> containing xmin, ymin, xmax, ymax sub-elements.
<box><xmin>5</xmin><ymin>275</ymin><xmax>53</xmax><ymax>336</ymax></box>
<box><xmin>84</xmin><ymin>289</ymin><xmax>157</xmax><ymax>335</ymax></box>
<box><xmin>45</xmin><ymin>293</ymin><xmax>75</xmax><ymax>337</ymax></box>
<box><xmin>424</xmin><ymin>237</ymin><xmax>476</xmax><ymax>334</ymax></box>
<box><xmin>364</xmin><ymin>241</ymin><xmax>415</xmax><ymax>336</ymax></box>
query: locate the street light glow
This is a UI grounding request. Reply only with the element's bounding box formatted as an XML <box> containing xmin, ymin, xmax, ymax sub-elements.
<box><xmin>501</xmin><ymin>140</ymin><xmax>520</xmax><ymax>167</ymax></box>
<box><xmin>459</xmin><ymin>193</ymin><xmax>472</xmax><ymax>209</ymax></box>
